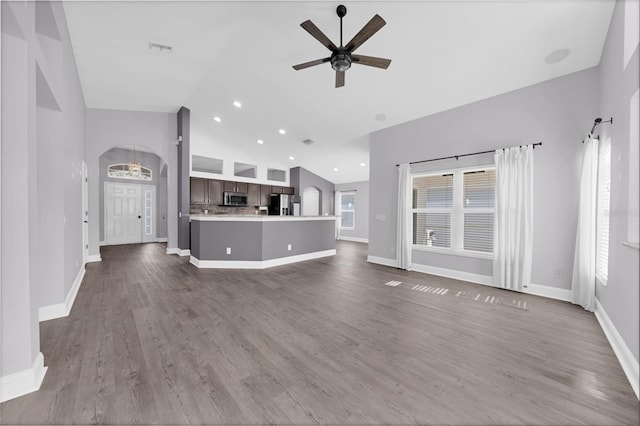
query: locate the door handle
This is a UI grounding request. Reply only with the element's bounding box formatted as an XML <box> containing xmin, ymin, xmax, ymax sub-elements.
<box><xmin>138</xmin><ymin>215</ymin><xmax>141</xmax><ymax>219</ymax></box>
<box><xmin>83</xmin><ymin>221</ymin><xmax>88</xmax><ymax>223</ymax></box>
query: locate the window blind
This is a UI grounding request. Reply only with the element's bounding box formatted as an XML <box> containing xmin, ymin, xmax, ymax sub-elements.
<box><xmin>596</xmin><ymin>141</ymin><xmax>611</xmax><ymax>283</ymax></box>
<box><xmin>463</xmin><ymin>170</ymin><xmax>495</xmax><ymax>253</ymax></box>
<box><xmin>412</xmin><ymin>174</ymin><xmax>453</xmax><ymax>248</ymax></box>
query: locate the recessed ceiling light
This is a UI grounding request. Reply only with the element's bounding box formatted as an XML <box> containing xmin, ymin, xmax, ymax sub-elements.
<box><xmin>279</xmin><ymin>129</ymin><xmax>286</xmax><ymax>135</ymax></box>
<box><xmin>257</xmin><ymin>139</ymin><xmax>264</xmax><ymax>144</ymax></box>
<box><xmin>289</xmin><ymin>156</ymin><xmax>295</xmax><ymax>160</ymax></box>
<box><xmin>375</xmin><ymin>113</ymin><xmax>387</xmax><ymax>121</ymax></box>
<box><xmin>233</xmin><ymin>101</ymin><xmax>242</xmax><ymax>108</ymax></box>
<box><xmin>333</xmin><ymin>167</ymin><xmax>339</xmax><ymax>172</ymax></box>
<box><xmin>213</xmin><ymin>116</ymin><xmax>221</xmax><ymax>122</ymax></box>
<box><xmin>545</xmin><ymin>48</ymin><xmax>570</xmax><ymax>64</ymax></box>
<box><xmin>360</xmin><ymin>162</ymin><xmax>366</xmax><ymax>166</ymax></box>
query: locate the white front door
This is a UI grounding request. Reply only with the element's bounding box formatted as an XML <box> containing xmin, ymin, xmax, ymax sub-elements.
<box><xmin>105</xmin><ymin>182</ymin><xmax>142</xmax><ymax>245</ymax></box>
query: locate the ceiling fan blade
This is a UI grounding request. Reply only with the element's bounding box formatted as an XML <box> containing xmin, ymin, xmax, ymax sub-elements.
<box><xmin>336</xmin><ymin>71</ymin><xmax>345</xmax><ymax>88</ymax></box>
<box><xmin>352</xmin><ymin>54</ymin><xmax>391</xmax><ymax>69</ymax></box>
<box><xmin>300</xmin><ymin>20</ymin><xmax>338</xmax><ymax>51</ymax></box>
<box><xmin>292</xmin><ymin>58</ymin><xmax>331</xmax><ymax>70</ymax></box>
<box><xmin>345</xmin><ymin>14</ymin><xmax>386</xmax><ymax>53</ymax></box>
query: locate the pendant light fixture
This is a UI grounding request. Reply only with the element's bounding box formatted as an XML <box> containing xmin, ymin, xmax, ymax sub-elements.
<box><xmin>129</xmin><ymin>146</ymin><xmax>140</xmax><ymax>176</ymax></box>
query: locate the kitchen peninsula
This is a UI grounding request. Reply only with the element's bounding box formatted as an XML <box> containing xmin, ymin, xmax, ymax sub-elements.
<box><xmin>190</xmin><ymin>215</ymin><xmax>337</xmax><ymax>269</ymax></box>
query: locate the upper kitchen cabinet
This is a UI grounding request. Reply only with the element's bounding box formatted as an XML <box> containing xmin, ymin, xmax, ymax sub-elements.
<box><xmin>224</xmin><ymin>181</ymin><xmax>248</xmax><ymax>193</ymax></box>
<box><xmin>247</xmin><ymin>183</ymin><xmax>260</xmax><ymax>206</ymax></box>
<box><xmin>260</xmin><ymin>185</ymin><xmax>271</xmax><ymax>206</ymax></box>
<box><xmin>270</xmin><ymin>185</ymin><xmax>294</xmax><ymax>195</ymax></box>
<box><xmin>208</xmin><ymin>179</ymin><xmax>223</xmax><ymax>205</ymax></box>
<box><xmin>190</xmin><ymin>178</ymin><xmax>208</xmax><ymax>204</ymax></box>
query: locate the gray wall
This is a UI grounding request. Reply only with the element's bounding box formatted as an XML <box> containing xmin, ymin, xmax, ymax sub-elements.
<box><xmin>290</xmin><ymin>166</ymin><xmax>335</xmax><ymax>216</ymax></box>
<box><xmin>98</xmin><ymin>148</ymin><xmax>167</xmax><ymax>242</ymax></box>
<box><xmin>177</xmin><ymin>107</ymin><xmax>190</xmax><ymax>250</ymax></box>
<box><xmin>369</xmin><ymin>67</ymin><xmax>599</xmax><ymax>290</ymax></box>
<box><xmin>595</xmin><ymin>0</ymin><xmax>639</xmax><ymax>363</ymax></box>
<box><xmin>1</xmin><ymin>0</ymin><xmax>86</xmax><ymax>378</ymax></box>
<box><xmin>86</xmin><ymin>109</ymin><xmax>178</xmax><ymax>257</ymax></box>
<box><xmin>336</xmin><ymin>181</ymin><xmax>370</xmax><ymax>241</ymax></box>
<box><xmin>191</xmin><ymin>219</ymin><xmax>335</xmax><ymax>261</ymax></box>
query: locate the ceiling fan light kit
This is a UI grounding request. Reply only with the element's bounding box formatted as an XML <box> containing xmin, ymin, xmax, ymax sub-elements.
<box><xmin>293</xmin><ymin>4</ymin><xmax>391</xmax><ymax>88</ymax></box>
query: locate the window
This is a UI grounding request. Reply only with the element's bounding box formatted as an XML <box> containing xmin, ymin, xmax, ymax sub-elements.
<box><xmin>234</xmin><ymin>162</ymin><xmax>257</xmax><ymax>178</ymax></box>
<box><xmin>144</xmin><ymin>189</ymin><xmax>153</xmax><ymax>236</ymax></box>
<box><xmin>192</xmin><ymin>155</ymin><xmax>223</xmax><ymax>174</ymax></box>
<box><xmin>340</xmin><ymin>192</ymin><xmax>356</xmax><ymax>230</ymax></box>
<box><xmin>412</xmin><ymin>167</ymin><xmax>495</xmax><ymax>255</ymax></box>
<box><xmin>107</xmin><ymin>164</ymin><xmax>152</xmax><ymax>181</ymax></box>
<box><xmin>267</xmin><ymin>168</ymin><xmax>286</xmax><ymax>182</ymax></box>
<box><xmin>596</xmin><ymin>139</ymin><xmax>611</xmax><ymax>284</ymax></box>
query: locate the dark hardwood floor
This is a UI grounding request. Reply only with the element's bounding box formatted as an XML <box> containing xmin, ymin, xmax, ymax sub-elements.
<box><xmin>1</xmin><ymin>241</ymin><xmax>638</xmax><ymax>425</ymax></box>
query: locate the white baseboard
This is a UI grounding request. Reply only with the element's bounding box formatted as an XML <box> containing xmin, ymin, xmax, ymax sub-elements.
<box><xmin>86</xmin><ymin>254</ymin><xmax>102</xmax><ymax>263</ymax></box>
<box><xmin>39</xmin><ymin>266</ymin><xmax>85</xmax><ymax>322</ymax></box>
<box><xmin>367</xmin><ymin>255</ymin><xmax>397</xmax><ymax>268</ymax></box>
<box><xmin>191</xmin><ymin>249</ymin><xmax>336</xmax><ymax>269</ymax></box>
<box><xmin>99</xmin><ymin>240</ymin><xmax>105</xmax><ymax>246</ymax></box>
<box><xmin>0</xmin><ymin>352</ymin><xmax>47</xmax><ymax>403</ymax></box>
<box><xmin>410</xmin><ymin>263</ymin><xmax>494</xmax><ymax>286</ymax></box>
<box><xmin>338</xmin><ymin>236</ymin><xmax>369</xmax><ymax>243</ymax></box>
<box><xmin>367</xmin><ymin>258</ymin><xmax>571</xmax><ymax>303</ymax></box>
<box><xmin>155</xmin><ymin>237</ymin><xmax>167</xmax><ymax>243</ymax></box>
<box><xmin>594</xmin><ymin>298</ymin><xmax>639</xmax><ymax>399</ymax></box>
<box><xmin>166</xmin><ymin>247</ymin><xmax>190</xmax><ymax>256</ymax></box>
<box><xmin>524</xmin><ymin>283</ymin><xmax>571</xmax><ymax>302</ymax></box>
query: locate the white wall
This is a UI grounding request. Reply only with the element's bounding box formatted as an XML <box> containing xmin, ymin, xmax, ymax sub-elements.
<box><xmin>190</xmin><ymin>109</ymin><xmax>291</xmax><ymax>185</ymax></box>
<box><xmin>369</xmin><ymin>67</ymin><xmax>599</xmax><ymax>290</ymax></box>
<box><xmin>1</xmin><ymin>0</ymin><xmax>86</xmax><ymax>400</ymax></box>
<box><xmin>336</xmin><ymin>181</ymin><xmax>369</xmax><ymax>242</ymax></box>
<box><xmin>86</xmin><ymin>109</ymin><xmax>178</xmax><ymax>256</ymax></box>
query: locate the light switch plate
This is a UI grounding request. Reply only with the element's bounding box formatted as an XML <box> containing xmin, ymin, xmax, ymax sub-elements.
<box><xmin>287</xmin><ymin>244</ymin><xmax>292</xmax><ymax>251</ymax></box>
<box><xmin>226</xmin><ymin>247</ymin><xmax>231</xmax><ymax>254</ymax></box>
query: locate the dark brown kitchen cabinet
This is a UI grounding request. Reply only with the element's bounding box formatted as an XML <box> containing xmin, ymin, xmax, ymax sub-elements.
<box><xmin>247</xmin><ymin>183</ymin><xmax>260</xmax><ymax>206</ymax></box>
<box><xmin>260</xmin><ymin>185</ymin><xmax>271</xmax><ymax>206</ymax></box>
<box><xmin>224</xmin><ymin>180</ymin><xmax>248</xmax><ymax>193</ymax></box>
<box><xmin>190</xmin><ymin>178</ymin><xmax>208</xmax><ymax>204</ymax></box>
<box><xmin>207</xmin><ymin>179</ymin><xmax>223</xmax><ymax>205</ymax></box>
<box><xmin>271</xmin><ymin>185</ymin><xmax>294</xmax><ymax>195</ymax></box>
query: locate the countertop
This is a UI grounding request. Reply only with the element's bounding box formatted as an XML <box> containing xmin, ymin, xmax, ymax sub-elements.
<box><xmin>190</xmin><ymin>215</ymin><xmax>338</xmax><ymax>222</ymax></box>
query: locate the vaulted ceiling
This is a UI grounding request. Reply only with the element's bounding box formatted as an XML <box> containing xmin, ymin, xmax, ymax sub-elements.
<box><xmin>64</xmin><ymin>1</ymin><xmax>614</xmax><ymax>183</ymax></box>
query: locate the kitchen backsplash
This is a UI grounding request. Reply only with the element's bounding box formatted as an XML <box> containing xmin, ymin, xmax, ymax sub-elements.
<box><xmin>189</xmin><ymin>205</ymin><xmax>266</xmax><ymax>215</ymax></box>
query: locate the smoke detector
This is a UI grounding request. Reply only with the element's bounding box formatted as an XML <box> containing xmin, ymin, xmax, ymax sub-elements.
<box><xmin>302</xmin><ymin>139</ymin><xmax>314</xmax><ymax>145</ymax></box>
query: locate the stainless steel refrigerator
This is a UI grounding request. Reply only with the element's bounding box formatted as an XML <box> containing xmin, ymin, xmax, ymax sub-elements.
<box><xmin>268</xmin><ymin>194</ymin><xmax>292</xmax><ymax>216</ymax></box>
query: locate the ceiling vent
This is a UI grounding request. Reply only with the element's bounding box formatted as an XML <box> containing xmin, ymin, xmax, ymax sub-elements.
<box><xmin>148</xmin><ymin>42</ymin><xmax>173</xmax><ymax>53</ymax></box>
<box><xmin>302</xmin><ymin>139</ymin><xmax>314</xmax><ymax>145</ymax></box>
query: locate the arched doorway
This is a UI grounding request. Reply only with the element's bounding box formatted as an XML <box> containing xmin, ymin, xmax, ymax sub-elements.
<box><xmin>302</xmin><ymin>186</ymin><xmax>321</xmax><ymax>216</ymax></box>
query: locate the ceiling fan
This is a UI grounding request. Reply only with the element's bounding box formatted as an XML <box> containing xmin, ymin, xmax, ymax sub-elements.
<box><xmin>292</xmin><ymin>5</ymin><xmax>391</xmax><ymax>88</ymax></box>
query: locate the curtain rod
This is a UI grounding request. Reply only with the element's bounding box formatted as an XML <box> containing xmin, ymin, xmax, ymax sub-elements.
<box><xmin>585</xmin><ymin>117</ymin><xmax>613</xmax><ymax>142</ymax></box>
<box><xmin>395</xmin><ymin>142</ymin><xmax>542</xmax><ymax>167</ymax></box>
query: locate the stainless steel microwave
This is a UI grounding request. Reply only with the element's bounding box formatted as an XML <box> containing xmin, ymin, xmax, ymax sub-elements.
<box><xmin>223</xmin><ymin>192</ymin><xmax>248</xmax><ymax>206</ymax></box>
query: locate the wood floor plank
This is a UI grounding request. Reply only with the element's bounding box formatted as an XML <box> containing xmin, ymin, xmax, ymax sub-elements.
<box><xmin>1</xmin><ymin>241</ymin><xmax>638</xmax><ymax>425</ymax></box>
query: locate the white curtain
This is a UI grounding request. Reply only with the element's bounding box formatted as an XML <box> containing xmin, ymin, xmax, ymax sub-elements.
<box><xmin>571</xmin><ymin>136</ymin><xmax>599</xmax><ymax>311</ymax></box>
<box><xmin>493</xmin><ymin>145</ymin><xmax>534</xmax><ymax>290</ymax></box>
<box><xmin>396</xmin><ymin>163</ymin><xmax>412</xmax><ymax>269</ymax></box>
<box><xmin>334</xmin><ymin>191</ymin><xmax>342</xmax><ymax>239</ymax></box>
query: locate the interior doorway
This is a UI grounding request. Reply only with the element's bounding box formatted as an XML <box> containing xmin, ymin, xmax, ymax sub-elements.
<box><xmin>302</xmin><ymin>186</ymin><xmax>321</xmax><ymax>216</ymax></box>
<box><xmin>104</xmin><ymin>182</ymin><xmax>156</xmax><ymax>245</ymax></box>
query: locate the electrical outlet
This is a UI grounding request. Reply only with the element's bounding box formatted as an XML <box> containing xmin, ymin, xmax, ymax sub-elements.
<box><xmin>226</xmin><ymin>247</ymin><xmax>231</xmax><ymax>255</ymax></box>
<box><xmin>287</xmin><ymin>244</ymin><xmax>292</xmax><ymax>251</ymax></box>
